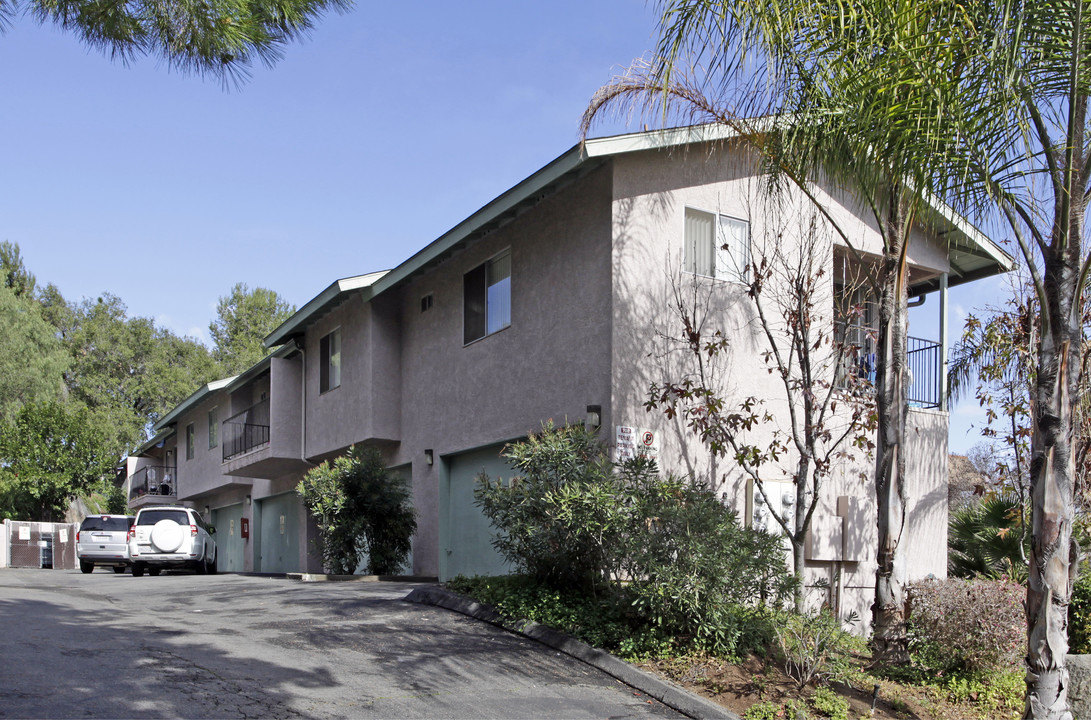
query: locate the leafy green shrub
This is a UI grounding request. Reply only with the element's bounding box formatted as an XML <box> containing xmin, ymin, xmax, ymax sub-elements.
<box><xmin>297</xmin><ymin>445</ymin><xmax>416</xmax><ymax>575</ymax></box>
<box><xmin>474</xmin><ymin>422</ymin><xmax>794</xmax><ymax>656</ymax></box>
<box><xmin>744</xmin><ymin>701</ymin><xmax>782</xmax><ymax>720</ymax></box>
<box><xmin>475</xmin><ymin>422</ymin><xmax>627</xmax><ymax>594</ymax></box>
<box><xmin>744</xmin><ymin>700</ymin><xmax>809</xmax><ymax>720</ymax></box>
<box><xmin>775</xmin><ymin>610</ymin><xmax>863</xmax><ymax>688</ymax></box>
<box><xmin>906</xmin><ymin>577</ymin><xmax>1024</xmax><ymax>675</ymax></box>
<box><xmin>619</xmin><ymin>464</ymin><xmax>794</xmax><ymax>652</ymax></box>
<box><xmin>809</xmin><ymin>687</ymin><xmax>847</xmax><ymax>719</ymax></box>
<box><xmin>1070</xmin><ymin>572</ymin><xmax>1091</xmax><ymax>654</ymax></box>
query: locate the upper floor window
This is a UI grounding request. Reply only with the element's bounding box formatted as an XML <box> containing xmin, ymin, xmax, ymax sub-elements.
<box><xmin>464</xmin><ymin>250</ymin><xmax>511</xmax><ymax>344</ymax></box>
<box><xmin>185</xmin><ymin>423</ymin><xmax>195</xmax><ymax>460</ymax></box>
<box><xmin>684</xmin><ymin>207</ymin><xmax>750</xmax><ymax>283</ymax></box>
<box><xmin>208</xmin><ymin>407</ymin><xmax>219</xmax><ymax>449</ymax></box>
<box><xmin>320</xmin><ymin>328</ymin><xmax>341</xmax><ymax>393</ymax></box>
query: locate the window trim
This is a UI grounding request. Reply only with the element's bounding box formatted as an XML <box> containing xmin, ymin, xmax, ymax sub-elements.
<box><xmin>683</xmin><ymin>206</ymin><xmax>750</xmax><ymax>284</ymax></box>
<box><xmin>320</xmin><ymin>327</ymin><xmax>342</xmax><ymax>394</ymax></box>
<box><xmin>463</xmin><ymin>248</ymin><xmax>512</xmax><ymax>346</ymax></box>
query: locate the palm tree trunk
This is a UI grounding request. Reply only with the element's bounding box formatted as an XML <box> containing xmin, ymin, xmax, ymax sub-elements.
<box><xmin>1023</xmin><ymin>200</ymin><xmax>1085</xmax><ymax>720</ymax></box>
<box><xmin>871</xmin><ymin>196</ymin><xmax>911</xmax><ymax>665</ymax></box>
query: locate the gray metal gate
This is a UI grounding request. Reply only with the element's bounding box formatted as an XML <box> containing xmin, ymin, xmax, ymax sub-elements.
<box><xmin>7</xmin><ymin>521</ymin><xmax>78</xmax><ymax>570</ymax></box>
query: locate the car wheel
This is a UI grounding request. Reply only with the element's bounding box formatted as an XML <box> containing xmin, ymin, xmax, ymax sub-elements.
<box><xmin>79</xmin><ymin>560</ymin><xmax>93</xmax><ymax>574</ymax></box>
<box><xmin>208</xmin><ymin>552</ymin><xmax>217</xmax><ymax>575</ymax></box>
<box><xmin>132</xmin><ymin>563</ymin><xmax>145</xmax><ymax>577</ymax></box>
<box><xmin>148</xmin><ymin>567</ymin><xmax>161</xmax><ymax>577</ymax></box>
<box><xmin>196</xmin><ymin>557</ymin><xmax>207</xmax><ymax>575</ymax></box>
<box><xmin>112</xmin><ymin>566</ymin><xmax>126</xmax><ymax>574</ymax></box>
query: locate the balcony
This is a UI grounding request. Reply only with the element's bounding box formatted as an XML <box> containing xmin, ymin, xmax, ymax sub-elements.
<box><xmin>223</xmin><ymin>399</ymin><xmax>270</xmax><ymax>462</ymax></box>
<box><xmin>129</xmin><ymin>465</ymin><xmax>177</xmax><ymax>505</ymax></box>
<box><xmin>836</xmin><ymin>323</ymin><xmax>942</xmax><ymax>409</ymax></box>
<box><xmin>220</xmin><ymin>393</ymin><xmax>308</xmax><ymax>479</ymax></box>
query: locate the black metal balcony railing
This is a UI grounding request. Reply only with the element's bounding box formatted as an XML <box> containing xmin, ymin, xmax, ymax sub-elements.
<box><xmin>835</xmin><ymin>323</ymin><xmax>942</xmax><ymax>409</ymax></box>
<box><xmin>223</xmin><ymin>399</ymin><xmax>271</xmax><ymax>462</ymax></box>
<box><xmin>129</xmin><ymin>465</ymin><xmax>177</xmax><ymax>503</ymax></box>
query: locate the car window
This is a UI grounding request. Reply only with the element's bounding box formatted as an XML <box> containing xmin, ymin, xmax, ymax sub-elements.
<box><xmin>136</xmin><ymin>510</ymin><xmax>190</xmax><ymax>526</ymax></box>
<box><xmin>80</xmin><ymin>516</ymin><xmax>131</xmax><ymax>532</ymax></box>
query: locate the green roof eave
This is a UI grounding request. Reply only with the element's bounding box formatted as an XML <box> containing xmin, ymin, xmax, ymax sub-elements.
<box><xmin>263</xmin><ymin>123</ymin><xmax>1012</xmax><ymax>346</ymax></box>
<box><xmin>153</xmin><ymin>375</ymin><xmax>237</xmax><ymax>432</ymax></box>
<box><xmin>366</xmin><ymin>146</ymin><xmax>597</xmax><ymax>299</ymax></box>
<box><xmin>133</xmin><ymin>426</ymin><xmax>177</xmax><ymax>457</ymax></box>
<box><xmin>263</xmin><ymin>271</ymin><xmax>389</xmax><ymax>348</ymax></box>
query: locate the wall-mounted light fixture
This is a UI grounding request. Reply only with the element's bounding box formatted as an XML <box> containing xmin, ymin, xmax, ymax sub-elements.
<box><xmin>245</xmin><ymin>495</ymin><xmax>252</xmax><ymax>507</ymax></box>
<box><xmin>585</xmin><ymin>404</ymin><xmax>602</xmax><ymax>430</ymax></box>
<box><xmin>425</xmin><ymin>449</ymin><xmax>434</xmax><ymax>466</ymax></box>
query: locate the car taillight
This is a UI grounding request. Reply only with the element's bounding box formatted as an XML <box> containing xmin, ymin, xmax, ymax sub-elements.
<box><xmin>190</xmin><ymin>524</ymin><xmax>198</xmax><ymax>537</ymax></box>
<box><xmin>127</xmin><ymin>528</ymin><xmax>135</xmax><ymax>541</ymax></box>
<box><xmin>76</xmin><ymin>531</ymin><xmax>80</xmax><ymax>542</ymax></box>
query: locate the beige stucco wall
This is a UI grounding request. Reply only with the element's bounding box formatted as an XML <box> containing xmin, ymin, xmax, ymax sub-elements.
<box><xmin>607</xmin><ymin>142</ymin><xmax>951</xmax><ymax>628</ymax></box>
<box><xmin>387</xmin><ymin>163</ymin><xmax>616</xmax><ymax>576</ymax></box>
<box><xmin>175</xmin><ymin>391</ymin><xmax>238</xmax><ymax>501</ymax></box>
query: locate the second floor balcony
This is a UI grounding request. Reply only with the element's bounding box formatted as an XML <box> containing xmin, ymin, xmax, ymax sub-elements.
<box><xmin>836</xmin><ymin>323</ymin><xmax>942</xmax><ymax>409</ymax></box>
<box><xmin>128</xmin><ymin>465</ymin><xmax>177</xmax><ymax>505</ymax></box>
<box><xmin>220</xmin><ymin>396</ymin><xmax>309</xmax><ymax>479</ymax></box>
<box><xmin>223</xmin><ymin>399</ymin><xmax>270</xmax><ymax>462</ymax></box>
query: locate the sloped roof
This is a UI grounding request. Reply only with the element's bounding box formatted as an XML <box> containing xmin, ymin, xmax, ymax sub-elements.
<box><xmin>265</xmin><ymin>124</ymin><xmax>1013</xmax><ymax>347</ymax></box>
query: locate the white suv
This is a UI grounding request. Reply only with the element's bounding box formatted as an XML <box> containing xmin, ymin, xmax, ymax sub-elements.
<box><xmin>128</xmin><ymin>506</ymin><xmax>217</xmax><ymax>577</ymax></box>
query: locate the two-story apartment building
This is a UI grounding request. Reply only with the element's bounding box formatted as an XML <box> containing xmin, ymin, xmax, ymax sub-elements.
<box><xmin>126</xmin><ymin>124</ymin><xmax>1011</xmax><ymax>622</ymax></box>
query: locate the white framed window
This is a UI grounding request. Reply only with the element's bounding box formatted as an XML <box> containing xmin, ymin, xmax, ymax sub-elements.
<box><xmin>320</xmin><ymin>328</ymin><xmax>341</xmax><ymax>393</ymax></box>
<box><xmin>684</xmin><ymin>207</ymin><xmax>750</xmax><ymax>283</ymax></box>
<box><xmin>463</xmin><ymin>250</ymin><xmax>511</xmax><ymax>344</ymax></box>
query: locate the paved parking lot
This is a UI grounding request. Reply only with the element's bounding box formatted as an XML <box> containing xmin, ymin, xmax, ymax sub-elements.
<box><xmin>0</xmin><ymin>569</ymin><xmax>682</xmax><ymax>719</ymax></box>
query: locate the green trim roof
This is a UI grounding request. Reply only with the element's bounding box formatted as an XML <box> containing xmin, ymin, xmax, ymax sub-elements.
<box><xmin>264</xmin><ymin>123</ymin><xmax>1012</xmax><ymax>346</ymax></box>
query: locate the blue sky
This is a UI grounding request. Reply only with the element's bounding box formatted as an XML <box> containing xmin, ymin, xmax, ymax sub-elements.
<box><xmin>0</xmin><ymin>0</ymin><xmax>1006</xmax><ymax>453</ymax></box>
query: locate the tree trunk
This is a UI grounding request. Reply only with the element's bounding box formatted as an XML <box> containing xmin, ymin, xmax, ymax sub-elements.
<box><xmin>871</xmin><ymin>196</ymin><xmax>910</xmax><ymax>666</ymax></box>
<box><xmin>1023</xmin><ymin>143</ymin><xmax>1086</xmax><ymax>719</ymax></box>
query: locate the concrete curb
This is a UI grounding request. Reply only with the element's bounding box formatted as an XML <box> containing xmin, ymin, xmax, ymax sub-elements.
<box><xmin>287</xmin><ymin>573</ymin><xmax>439</xmax><ymax>583</ymax></box>
<box><xmin>404</xmin><ymin>586</ymin><xmax>739</xmax><ymax>720</ymax></box>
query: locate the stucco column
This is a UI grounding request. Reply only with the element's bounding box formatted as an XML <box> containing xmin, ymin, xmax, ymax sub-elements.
<box><xmin>939</xmin><ymin>272</ymin><xmax>949</xmax><ymax>411</ymax></box>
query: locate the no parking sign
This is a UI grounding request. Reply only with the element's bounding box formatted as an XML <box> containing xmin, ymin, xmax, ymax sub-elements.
<box><xmin>615</xmin><ymin>426</ymin><xmax>660</xmax><ymax>461</ymax></box>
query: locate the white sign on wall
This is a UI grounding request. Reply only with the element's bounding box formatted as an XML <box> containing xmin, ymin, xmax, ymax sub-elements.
<box><xmin>18</xmin><ymin>526</ymin><xmax>29</xmax><ymax>541</ymax></box>
<box><xmin>615</xmin><ymin>426</ymin><xmax>660</xmax><ymax>462</ymax></box>
<box><xmin>59</xmin><ymin>529</ymin><xmax>68</xmax><ymax>543</ymax></box>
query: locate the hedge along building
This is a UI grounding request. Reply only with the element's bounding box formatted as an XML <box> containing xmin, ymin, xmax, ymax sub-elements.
<box><xmin>125</xmin><ymin>124</ymin><xmax>1011</xmax><ymax>620</ymax></box>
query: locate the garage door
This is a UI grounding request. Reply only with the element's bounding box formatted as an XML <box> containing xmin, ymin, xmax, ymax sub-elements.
<box><xmin>210</xmin><ymin>504</ymin><xmax>245</xmax><ymax>573</ymax></box>
<box><xmin>257</xmin><ymin>493</ymin><xmax>301</xmax><ymax>573</ymax></box>
<box><xmin>441</xmin><ymin>445</ymin><xmax>514</xmax><ymax>581</ymax></box>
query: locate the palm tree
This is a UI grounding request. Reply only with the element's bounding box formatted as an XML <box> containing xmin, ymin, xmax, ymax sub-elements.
<box><xmin>0</xmin><ymin>0</ymin><xmax>350</xmax><ymax>85</ymax></box>
<box><xmin>948</xmin><ymin>494</ymin><xmax>1030</xmax><ymax>582</ymax></box>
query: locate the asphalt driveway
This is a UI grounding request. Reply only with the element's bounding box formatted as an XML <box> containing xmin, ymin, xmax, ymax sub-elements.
<box><xmin>0</xmin><ymin>569</ymin><xmax>683</xmax><ymax>719</ymax></box>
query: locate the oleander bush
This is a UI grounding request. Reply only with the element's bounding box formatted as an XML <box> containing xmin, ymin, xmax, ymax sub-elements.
<box><xmin>906</xmin><ymin>577</ymin><xmax>1024</xmax><ymax>675</ymax></box>
<box><xmin>474</xmin><ymin>422</ymin><xmax>794</xmax><ymax>656</ymax></box>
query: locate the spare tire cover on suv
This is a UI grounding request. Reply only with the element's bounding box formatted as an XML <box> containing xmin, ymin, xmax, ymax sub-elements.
<box><xmin>150</xmin><ymin>519</ymin><xmax>185</xmax><ymax>552</ymax></box>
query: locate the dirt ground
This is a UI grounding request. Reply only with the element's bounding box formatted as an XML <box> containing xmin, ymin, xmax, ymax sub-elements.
<box><xmin>639</xmin><ymin>654</ymin><xmax>1021</xmax><ymax>719</ymax></box>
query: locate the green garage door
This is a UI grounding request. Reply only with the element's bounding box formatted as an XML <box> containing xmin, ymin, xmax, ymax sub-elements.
<box><xmin>256</xmin><ymin>492</ymin><xmax>301</xmax><ymax>573</ymax></box>
<box><xmin>441</xmin><ymin>445</ymin><xmax>514</xmax><ymax>581</ymax></box>
<box><xmin>210</xmin><ymin>504</ymin><xmax>245</xmax><ymax>573</ymax></box>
